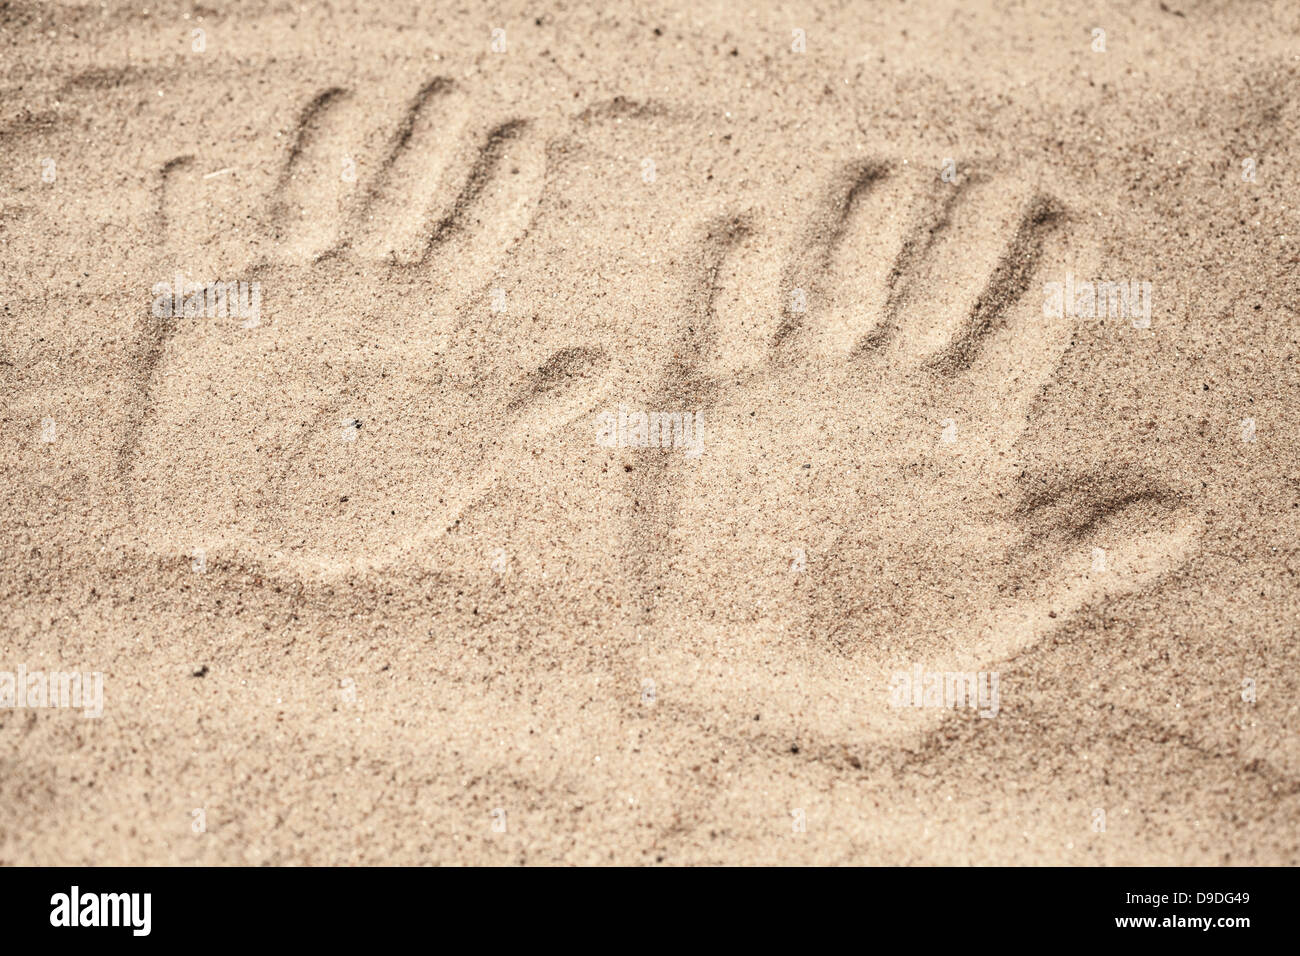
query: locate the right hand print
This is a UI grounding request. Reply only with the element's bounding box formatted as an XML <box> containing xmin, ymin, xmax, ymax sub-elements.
<box><xmin>648</xmin><ymin>159</ymin><xmax>1202</xmax><ymax>681</ymax></box>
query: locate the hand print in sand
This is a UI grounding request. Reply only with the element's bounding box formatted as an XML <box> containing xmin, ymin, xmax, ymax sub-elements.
<box><xmin>123</xmin><ymin>79</ymin><xmax>614</xmax><ymax>576</ymax></box>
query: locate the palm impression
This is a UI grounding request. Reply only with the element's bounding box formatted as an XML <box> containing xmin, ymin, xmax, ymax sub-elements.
<box><xmin>126</xmin><ymin>79</ymin><xmax>630</xmax><ymax>577</ymax></box>
<box><xmin>636</xmin><ymin>157</ymin><xmax>1201</xmax><ymax>697</ymax></box>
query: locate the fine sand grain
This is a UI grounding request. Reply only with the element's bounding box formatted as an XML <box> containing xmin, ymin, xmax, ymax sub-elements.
<box><xmin>1</xmin><ymin>0</ymin><xmax>1298</xmax><ymax>864</ymax></box>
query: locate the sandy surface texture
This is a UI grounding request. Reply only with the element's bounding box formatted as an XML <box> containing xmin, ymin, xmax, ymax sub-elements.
<box><xmin>1</xmin><ymin>0</ymin><xmax>1298</xmax><ymax>865</ymax></box>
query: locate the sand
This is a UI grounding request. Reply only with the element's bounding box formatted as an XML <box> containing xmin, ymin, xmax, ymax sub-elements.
<box><xmin>1</xmin><ymin>0</ymin><xmax>1297</xmax><ymax>865</ymax></box>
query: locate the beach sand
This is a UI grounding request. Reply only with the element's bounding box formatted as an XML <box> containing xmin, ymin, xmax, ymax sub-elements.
<box><xmin>1</xmin><ymin>0</ymin><xmax>1297</xmax><ymax>864</ymax></box>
